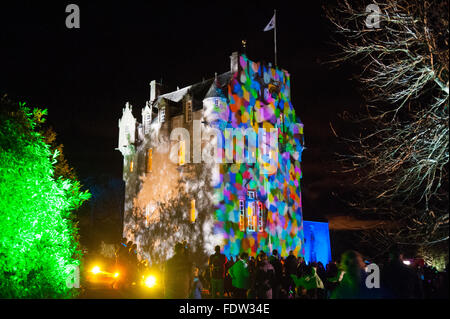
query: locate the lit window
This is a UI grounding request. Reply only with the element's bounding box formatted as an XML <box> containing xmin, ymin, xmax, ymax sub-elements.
<box><xmin>147</xmin><ymin>148</ymin><xmax>152</xmax><ymax>173</ymax></box>
<box><xmin>190</xmin><ymin>199</ymin><xmax>196</xmax><ymax>223</ymax></box>
<box><xmin>247</xmin><ymin>190</ymin><xmax>255</xmax><ymax>199</ymax></box>
<box><xmin>178</xmin><ymin>140</ymin><xmax>186</xmax><ymax>165</ymax></box>
<box><xmin>247</xmin><ymin>201</ymin><xmax>256</xmax><ymax>232</ymax></box>
<box><xmin>257</xmin><ymin>202</ymin><xmax>264</xmax><ymax>232</ymax></box>
<box><xmin>130</xmin><ymin>160</ymin><xmax>134</xmax><ymax>172</ymax></box>
<box><xmin>239</xmin><ymin>199</ymin><xmax>245</xmax><ymax>231</ymax></box>
<box><xmin>185</xmin><ymin>100</ymin><xmax>193</xmax><ymax>123</ymax></box>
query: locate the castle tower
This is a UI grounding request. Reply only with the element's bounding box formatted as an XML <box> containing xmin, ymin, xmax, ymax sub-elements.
<box><xmin>117</xmin><ymin>53</ymin><xmax>305</xmax><ymax>264</ymax></box>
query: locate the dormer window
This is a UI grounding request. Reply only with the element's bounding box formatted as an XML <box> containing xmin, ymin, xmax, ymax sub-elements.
<box><xmin>144</xmin><ymin>113</ymin><xmax>151</xmax><ymax>134</ymax></box>
<box><xmin>159</xmin><ymin>106</ymin><xmax>165</xmax><ymax>123</ymax></box>
<box><xmin>185</xmin><ymin>100</ymin><xmax>193</xmax><ymax>123</ymax></box>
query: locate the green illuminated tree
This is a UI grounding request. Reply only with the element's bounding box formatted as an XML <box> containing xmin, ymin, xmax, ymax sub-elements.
<box><xmin>0</xmin><ymin>95</ymin><xmax>90</xmax><ymax>298</ymax></box>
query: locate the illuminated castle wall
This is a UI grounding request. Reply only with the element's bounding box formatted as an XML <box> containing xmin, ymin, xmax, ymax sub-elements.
<box><xmin>117</xmin><ymin>53</ymin><xmax>305</xmax><ymax>265</ymax></box>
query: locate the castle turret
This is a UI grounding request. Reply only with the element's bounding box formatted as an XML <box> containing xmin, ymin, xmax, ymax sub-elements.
<box><xmin>118</xmin><ymin>102</ymin><xmax>136</xmax><ymax>156</ymax></box>
<box><xmin>141</xmin><ymin>101</ymin><xmax>152</xmax><ymax>135</ymax></box>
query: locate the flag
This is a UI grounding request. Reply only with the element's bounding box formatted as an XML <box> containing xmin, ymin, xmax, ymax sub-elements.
<box><xmin>263</xmin><ymin>14</ymin><xmax>275</xmax><ymax>32</ymax></box>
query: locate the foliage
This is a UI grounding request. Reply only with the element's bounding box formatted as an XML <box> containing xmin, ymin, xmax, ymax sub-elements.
<box><xmin>0</xmin><ymin>95</ymin><xmax>91</xmax><ymax>298</ymax></box>
<box><xmin>41</xmin><ymin>126</ymin><xmax>77</xmax><ymax>180</ymax></box>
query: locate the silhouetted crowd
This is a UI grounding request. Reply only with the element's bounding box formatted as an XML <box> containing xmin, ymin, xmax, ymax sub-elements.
<box><xmin>114</xmin><ymin>237</ymin><xmax>149</xmax><ymax>289</ymax></box>
<box><xmin>163</xmin><ymin>243</ymin><xmax>449</xmax><ymax>299</ymax></box>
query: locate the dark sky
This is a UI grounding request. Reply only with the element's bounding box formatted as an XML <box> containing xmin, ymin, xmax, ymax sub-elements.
<box><xmin>0</xmin><ymin>1</ymin><xmax>362</xmax><ymax>222</ymax></box>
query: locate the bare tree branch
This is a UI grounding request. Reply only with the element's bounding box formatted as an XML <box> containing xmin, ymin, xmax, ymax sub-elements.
<box><xmin>325</xmin><ymin>0</ymin><xmax>449</xmax><ymax>256</ymax></box>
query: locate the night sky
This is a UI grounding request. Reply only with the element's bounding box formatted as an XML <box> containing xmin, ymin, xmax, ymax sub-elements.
<box><xmin>0</xmin><ymin>1</ymin><xmax>363</xmax><ymax>227</ymax></box>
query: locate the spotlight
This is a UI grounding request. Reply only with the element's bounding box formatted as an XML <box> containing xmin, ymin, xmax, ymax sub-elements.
<box><xmin>91</xmin><ymin>266</ymin><xmax>101</xmax><ymax>274</ymax></box>
<box><xmin>145</xmin><ymin>275</ymin><xmax>157</xmax><ymax>288</ymax></box>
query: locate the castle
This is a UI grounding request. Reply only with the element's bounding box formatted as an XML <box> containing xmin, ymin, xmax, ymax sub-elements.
<box><xmin>117</xmin><ymin>52</ymin><xmax>306</xmax><ymax>265</ymax></box>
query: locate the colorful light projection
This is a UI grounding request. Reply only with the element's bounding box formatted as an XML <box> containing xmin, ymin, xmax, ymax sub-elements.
<box><xmin>302</xmin><ymin>221</ymin><xmax>332</xmax><ymax>266</ymax></box>
<box><xmin>211</xmin><ymin>54</ymin><xmax>305</xmax><ymax>258</ymax></box>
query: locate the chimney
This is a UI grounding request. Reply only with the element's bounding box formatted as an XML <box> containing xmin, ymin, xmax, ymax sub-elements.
<box><xmin>149</xmin><ymin>80</ymin><xmax>163</xmax><ymax>103</ymax></box>
<box><xmin>230</xmin><ymin>52</ymin><xmax>239</xmax><ymax>74</ymax></box>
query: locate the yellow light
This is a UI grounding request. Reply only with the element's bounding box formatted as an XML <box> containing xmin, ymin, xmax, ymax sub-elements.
<box><xmin>190</xmin><ymin>199</ymin><xmax>196</xmax><ymax>223</ymax></box>
<box><xmin>145</xmin><ymin>275</ymin><xmax>157</xmax><ymax>288</ymax></box>
<box><xmin>178</xmin><ymin>140</ymin><xmax>185</xmax><ymax>165</ymax></box>
<box><xmin>147</xmin><ymin>148</ymin><xmax>152</xmax><ymax>173</ymax></box>
<box><xmin>91</xmin><ymin>266</ymin><xmax>101</xmax><ymax>274</ymax></box>
<box><xmin>114</xmin><ymin>272</ymin><xmax>120</xmax><ymax>278</ymax></box>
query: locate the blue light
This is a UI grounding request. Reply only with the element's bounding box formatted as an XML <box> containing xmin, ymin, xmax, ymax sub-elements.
<box><xmin>303</xmin><ymin>220</ymin><xmax>332</xmax><ymax>266</ymax></box>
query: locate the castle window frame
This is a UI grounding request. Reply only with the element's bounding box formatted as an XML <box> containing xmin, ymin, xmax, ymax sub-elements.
<box><xmin>239</xmin><ymin>199</ymin><xmax>245</xmax><ymax>231</ymax></box>
<box><xmin>247</xmin><ymin>200</ymin><xmax>257</xmax><ymax>232</ymax></box>
<box><xmin>257</xmin><ymin>201</ymin><xmax>264</xmax><ymax>232</ymax></box>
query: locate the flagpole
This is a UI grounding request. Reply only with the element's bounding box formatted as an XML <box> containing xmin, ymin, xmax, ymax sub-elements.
<box><xmin>274</xmin><ymin>9</ymin><xmax>277</xmax><ymax>67</ymax></box>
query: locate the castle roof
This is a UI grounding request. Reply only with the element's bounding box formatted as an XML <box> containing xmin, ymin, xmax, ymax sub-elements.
<box><xmin>155</xmin><ymin>71</ymin><xmax>232</xmax><ymax>111</ymax></box>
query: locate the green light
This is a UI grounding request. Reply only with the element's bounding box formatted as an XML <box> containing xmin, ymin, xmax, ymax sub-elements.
<box><xmin>0</xmin><ymin>100</ymin><xmax>90</xmax><ymax>298</ymax></box>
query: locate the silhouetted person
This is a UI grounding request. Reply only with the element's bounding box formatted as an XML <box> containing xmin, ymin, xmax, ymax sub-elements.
<box><xmin>189</xmin><ymin>267</ymin><xmax>203</xmax><ymax>299</ymax></box>
<box><xmin>324</xmin><ymin>262</ymin><xmax>340</xmax><ymax>298</ymax></box>
<box><xmin>224</xmin><ymin>256</ymin><xmax>234</xmax><ymax>297</ymax></box>
<box><xmin>284</xmin><ymin>250</ymin><xmax>298</xmax><ymax>297</ymax></box>
<box><xmin>114</xmin><ymin>237</ymin><xmax>130</xmax><ymax>289</ymax></box>
<box><xmin>255</xmin><ymin>252</ymin><xmax>275</xmax><ymax>299</ymax></box>
<box><xmin>128</xmin><ymin>243</ymin><xmax>139</xmax><ymax>284</ymax></box>
<box><xmin>381</xmin><ymin>247</ymin><xmax>423</xmax><ymax>299</ymax></box>
<box><xmin>115</xmin><ymin>237</ymin><xmax>129</xmax><ymax>266</ymax></box>
<box><xmin>269</xmin><ymin>249</ymin><xmax>282</xmax><ymax>299</ymax></box>
<box><xmin>164</xmin><ymin>242</ymin><xmax>192</xmax><ymax>298</ymax></box>
<box><xmin>209</xmin><ymin>245</ymin><xmax>228</xmax><ymax>298</ymax></box>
